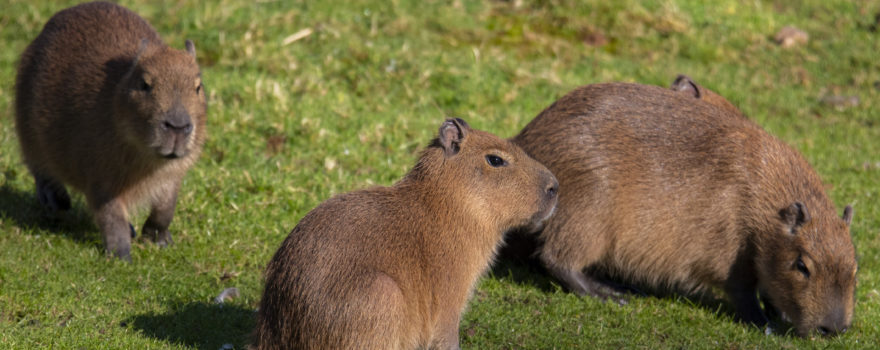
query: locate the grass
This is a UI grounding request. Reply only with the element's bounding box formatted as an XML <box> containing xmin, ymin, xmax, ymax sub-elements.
<box><xmin>1</xmin><ymin>0</ymin><xmax>878</xmax><ymax>348</ymax></box>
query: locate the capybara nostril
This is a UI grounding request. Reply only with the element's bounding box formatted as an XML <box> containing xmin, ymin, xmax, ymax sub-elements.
<box><xmin>546</xmin><ymin>179</ymin><xmax>558</xmax><ymax>198</ymax></box>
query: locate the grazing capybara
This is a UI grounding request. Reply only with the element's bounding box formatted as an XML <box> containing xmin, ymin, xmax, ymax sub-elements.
<box><xmin>14</xmin><ymin>1</ymin><xmax>206</xmax><ymax>260</ymax></box>
<box><xmin>670</xmin><ymin>74</ymin><xmax>744</xmax><ymax>117</ymax></box>
<box><xmin>512</xmin><ymin>82</ymin><xmax>856</xmax><ymax>337</ymax></box>
<box><xmin>254</xmin><ymin>118</ymin><xmax>558</xmax><ymax>350</ymax></box>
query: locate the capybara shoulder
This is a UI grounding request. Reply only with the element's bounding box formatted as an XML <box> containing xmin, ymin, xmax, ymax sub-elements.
<box><xmin>254</xmin><ymin>118</ymin><xmax>557</xmax><ymax>350</ymax></box>
<box><xmin>14</xmin><ymin>1</ymin><xmax>206</xmax><ymax>260</ymax></box>
<box><xmin>512</xmin><ymin>81</ymin><xmax>856</xmax><ymax>338</ymax></box>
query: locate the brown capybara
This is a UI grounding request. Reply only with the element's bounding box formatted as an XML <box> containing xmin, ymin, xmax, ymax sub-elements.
<box><xmin>254</xmin><ymin>118</ymin><xmax>558</xmax><ymax>350</ymax></box>
<box><xmin>670</xmin><ymin>74</ymin><xmax>745</xmax><ymax>117</ymax></box>
<box><xmin>512</xmin><ymin>82</ymin><xmax>856</xmax><ymax>337</ymax></box>
<box><xmin>15</xmin><ymin>1</ymin><xmax>206</xmax><ymax>260</ymax></box>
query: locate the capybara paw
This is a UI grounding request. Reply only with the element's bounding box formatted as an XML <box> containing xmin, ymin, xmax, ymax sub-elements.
<box><xmin>107</xmin><ymin>245</ymin><xmax>132</xmax><ymax>262</ymax></box>
<box><xmin>592</xmin><ymin>288</ymin><xmax>628</xmax><ymax>305</ymax></box>
<box><xmin>142</xmin><ymin>225</ymin><xmax>174</xmax><ymax>247</ymax></box>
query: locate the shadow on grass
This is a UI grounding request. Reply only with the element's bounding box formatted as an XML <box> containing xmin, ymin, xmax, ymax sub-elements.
<box><xmin>493</xmin><ymin>229</ymin><xmax>798</xmax><ymax>337</ymax></box>
<box><xmin>128</xmin><ymin>301</ymin><xmax>256</xmax><ymax>350</ymax></box>
<box><xmin>492</xmin><ymin>230</ymin><xmax>559</xmax><ymax>292</ymax></box>
<box><xmin>0</xmin><ymin>184</ymin><xmax>99</xmax><ymax>245</ymax></box>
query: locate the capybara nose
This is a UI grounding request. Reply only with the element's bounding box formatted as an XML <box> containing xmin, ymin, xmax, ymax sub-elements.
<box><xmin>817</xmin><ymin>323</ymin><xmax>848</xmax><ymax>337</ymax></box>
<box><xmin>817</xmin><ymin>306</ymin><xmax>849</xmax><ymax>337</ymax></box>
<box><xmin>163</xmin><ymin>119</ymin><xmax>193</xmax><ymax>135</ymax></box>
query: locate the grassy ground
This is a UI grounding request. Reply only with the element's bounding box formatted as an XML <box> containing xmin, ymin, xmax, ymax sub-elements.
<box><xmin>1</xmin><ymin>0</ymin><xmax>878</xmax><ymax>348</ymax></box>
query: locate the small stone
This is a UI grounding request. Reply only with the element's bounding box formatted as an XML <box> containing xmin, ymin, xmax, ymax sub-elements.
<box><xmin>819</xmin><ymin>95</ymin><xmax>859</xmax><ymax>109</ymax></box>
<box><xmin>774</xmin><ymin>26</ymin><xmax>809</xmax><ymax>48</ymax></box>
<box><xmin>215</xmin><ymin>287</ymin><xmax>240</xmax><ymax>305</ymax></box>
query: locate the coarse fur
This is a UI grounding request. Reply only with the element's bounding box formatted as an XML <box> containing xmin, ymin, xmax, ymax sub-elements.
<box><xmin>14</xmin><ymin>1</ymin><xmax>206</xmax><ymax>260</ymax></box>
<box><xmin>253</xmin><ymin>118</ymin><xmax>558</xmax><ymax>350</ymax></box>
<box><xmin>511</xmin><ymin>82</ymin><xmax>856</xmax><ymax>337</ymax></box>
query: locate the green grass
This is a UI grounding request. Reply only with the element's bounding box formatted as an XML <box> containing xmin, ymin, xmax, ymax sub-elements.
<box><xmin>1</xmin><ymin>0</ymin><xmax>878</xmax><ymax>348</ymax></box>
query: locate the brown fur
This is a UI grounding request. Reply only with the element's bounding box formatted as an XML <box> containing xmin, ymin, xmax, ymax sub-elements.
<box><xmin>14</xmin><ymin>2</ymin><xmax>206</xmax><ymax>260</ymax></box>
<box><xmin>511</xmin><ymin>82</ymin><xmax>856</xmax><ymax>337</ymax></box>
<box><xmin>253</xmin><ymin>118</ymin><xmax>558</xmax><ymax>350</ymax></box>
<box><xmin>671</xmin><ymin>74</ymin><xmax>745</xmax><ymax>117</ymax></box>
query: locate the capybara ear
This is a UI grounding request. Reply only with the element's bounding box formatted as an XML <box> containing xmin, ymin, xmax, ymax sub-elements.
<box><xmin>438</xmin><ymin>118</ymin><xmax>470</xmax><ymax>157</ymax></box>
<box><xmin>185</xmin><ymin>40</ymin><xmax>196</xmax><ymax>58</ymax></box>
<box><xmin>671</xmin><ymin>74</ymin><xmax>701</xmax><ymax>98</ymax></box>
<box><xmin>842</xmin><ymin>205</ymin><xmax>854</xmax><ymax>226</ymax></box>
<box><xmin>780</xmin><ymin>202</ymin><xmax>811</xmax><ymax>233</ymax></box>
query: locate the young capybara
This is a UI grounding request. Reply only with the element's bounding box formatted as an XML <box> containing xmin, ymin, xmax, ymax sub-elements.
<box><xmin>15</xmin><ymin>2</ymin><xmax>206</xmax><ymax>260</ymax></box>
<box><xmin>670</xmin><ymin>74</ymin><xmax>744</xmax><ymax>117</ymax></box>
<box><xmin>512</xmin><ymin>82</ymin><xmax>856</xmax><ymax>337</ymax></box>
<box><xmin>253</xmin><ymin>118</ymin><xmax>558</xmax><ymax>350</ymax></box>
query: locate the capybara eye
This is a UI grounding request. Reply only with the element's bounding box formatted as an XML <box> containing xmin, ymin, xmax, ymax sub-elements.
<box><xmin>486</xmin><ymin>154</ymin><xmax>506</xmax><ymax>167</ymax></box>
<box><xmin>796</xmin><ymin>258</ymin><xmax>810</xmax><ymax>278</ymax></box>
<box><xmin>140</xmin><ymin>79</ymin><xmax>151</xmax><ymax>92</ymax></box>
<box><xmin>196</xmin><ymin>82</ymin><xmax>201</xmax><ymax>94</ymax></box>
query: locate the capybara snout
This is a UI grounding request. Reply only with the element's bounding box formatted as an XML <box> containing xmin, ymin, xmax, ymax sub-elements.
<box><xmin>449</xmin><ymin>117</ymin><xmax>558</xmax><ymax>233</ymax></box>
<box><xmin>121</xmin><ymin>43</ymin><xmax>204</xmax><ymax>159</ymax></box>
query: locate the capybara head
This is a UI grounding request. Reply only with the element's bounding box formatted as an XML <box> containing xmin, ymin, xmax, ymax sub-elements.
<box><xmin>756</xmin><ymin>202</ymin><xmax>856</xmax><ymax>337</ymax></box>
<box><xmin>423</xmin><ymin>118</ymin><xmax>558</xmax><ymax>233</ymax></box>
<box><xmin>117</xmin><ymin>40</ymin><xmax>205</xmax><ymax>159</ymax></box>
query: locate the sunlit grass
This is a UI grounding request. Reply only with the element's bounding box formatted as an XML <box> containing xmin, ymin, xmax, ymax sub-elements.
<box><xmin>1</xmin><ymin>0</ymin><xmax>878</xmax><ymax>348</ymax></box>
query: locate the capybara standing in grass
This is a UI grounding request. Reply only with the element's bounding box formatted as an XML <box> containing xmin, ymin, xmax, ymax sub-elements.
<box><xmin>254</xmin><ymin>118</ymin><xmax>558</xmax><ymax>350</ymax></box>
<box><xmin>15</xmin><ymin>2</ymin><xmax>206</xmax><ymax>260</ymax></box>
<box><xmin>512</xmin><ymin>82</ymin><xmax>856</xmax><ymax>337</ymax></box>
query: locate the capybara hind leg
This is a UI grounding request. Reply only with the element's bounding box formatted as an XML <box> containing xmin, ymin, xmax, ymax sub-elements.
<box><xmin>547</xmin><ymin>265</ymin><xmax>627</xmax><ymax>304</ymax></box>
<box><xmin>35</xmin><ymin>174</ymin><xmax>70</xmax><ymax>212</ymax></box>
<box><xmin>93</xmin><ymin>199</ymin><xmax>132</xmax><ymax>261</ymax></box>
<box><xmin>141</xmin><ymin>182</ymin><xmax>179</xmax><ymax>247</ymax></box>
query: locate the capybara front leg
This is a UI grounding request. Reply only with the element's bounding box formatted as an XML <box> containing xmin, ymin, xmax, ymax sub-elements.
<box><xmin>438</xmin><ymin>313</ymin><xmax>462</xmax><ymax>350</ymax></box>
<box><xmin>547</xmin><ymin>265</ymin><xmax>627</xmax><ymax>304</ymax></box>
<box><xmin>93</xmin><ymin>199</ymin><xmax>132</xmax><ymax>261</ymax></box>
<box><xmin>141</xmin><ymin>182</ymin><xmax>180</xmax><ymax>247</ymax></box>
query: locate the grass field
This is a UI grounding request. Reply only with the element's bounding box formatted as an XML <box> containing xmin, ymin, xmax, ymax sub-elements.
<box><xmin>1</xmin><ymin>0</ymin><xmax>878</xmax><ymax>348</ymax></box>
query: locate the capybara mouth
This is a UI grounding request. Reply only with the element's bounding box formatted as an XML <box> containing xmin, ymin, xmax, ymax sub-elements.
<box><xmin>155</xmin><ymin>133</ymin><xmax>191</xmax><ymax>159</ymax></box>
<box><xmin>522</xmin><ymin>204</ymin><xmax>557</xmax><ymax>233</ymax></box>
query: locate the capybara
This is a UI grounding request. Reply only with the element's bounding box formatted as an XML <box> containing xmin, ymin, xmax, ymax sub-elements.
<box><xmin>512</xmin><ymin>82</ymin><xmax>855</xmax><ymax>337</ymax></box>
<box><xmin>254</xmin><ymin>118</ymin><xmax>558</xmax><ymax>350</ymax></box>
<box><xmin>15</xmin><ymin>1</ymin><xmax>206</xmax><ymax>260</ymax></box>
<box><xmin>671</xmin><ymin>74</ymin><xmax>744</xmax><ymax>117</ymax></box>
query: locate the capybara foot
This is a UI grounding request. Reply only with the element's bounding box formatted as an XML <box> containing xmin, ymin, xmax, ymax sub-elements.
<box><xmin>549</xmin><ymin>266</ymin><xmax>628</xmax><ymax>305</ymax></box>
<box><xmin>142</xmin><ymin>223</ymin><xmax>173</xmax><ymax>247</ymax></box>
